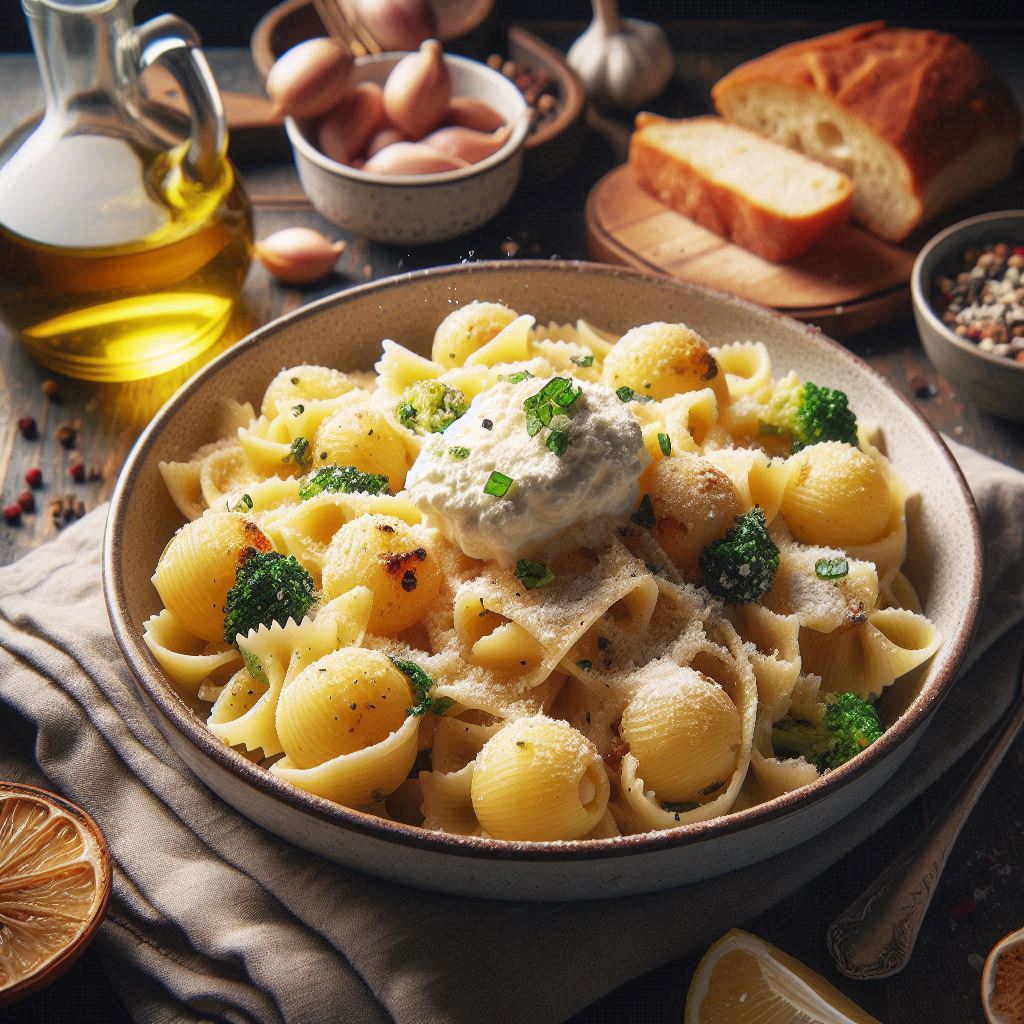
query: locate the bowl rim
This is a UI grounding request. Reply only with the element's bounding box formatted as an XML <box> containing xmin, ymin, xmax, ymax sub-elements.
<box><xmin>285</xmin><ymin>51</ymin><xmax>530</xmax><ymax>187</ymax></box>
<box><xmin>911</xmin><ymin>208</ymin><xmax>1024</xmax><ymax>375</ymax></box>
<box><xmin>103</xmin><ymin>259</ymin><xmax>984</xmax><ymax>864</ymax></box>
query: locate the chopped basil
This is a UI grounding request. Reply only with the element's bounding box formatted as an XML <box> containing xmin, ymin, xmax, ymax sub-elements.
<box><xmin>299</xmin><ymin>464</ymin><xmax>390</xmax><ymax>499</ymax></box>
<box><xmin>616</xmin><ymin>385</ymin><xmax>654</xmax><ymax>404</ymax></box>
<box><xmin>515</xmin><ymin>559</ymin><xmax>555</xmax><ymax>590</ymax></box>
<box><xmin>658</xmin><ymin>432</ymin><xmax>672</xmax><ymax>456</ymax></box>
<box><xmin>283</xmin><ymin>436</ymin><xmax>311</xmax><ymax>469</ymax></box>
<box><xmin>241</xmin><ymin>648</ymin><xmax>268</xmax><ymax>685</ymax></box>
<box><xmin>546</xmin><ymin>430</ymin><xmax>570</xmax><ymax>457</ymax></box>
<box><xmin>484</xmin><ymin>471</ymin><xmax>513</xmax><ymax>497</ymax></box>
<box><xmin>815</xmin><ymin>557</ymin><xmax>849</xmax><ymax>580</ymax></box>
<box><xmin>449</xmin><ymin>446</ymin><xmax>471</xmax><ymax>459</ymax></box>
<box><xmin>503</xmin><ymin>370</ymin><xmax>534</xmax><ymax>384</ymax></box>
<box><xmin>631</xmin><ymin>493</ymin><xmax>656</xmax><ymax>529</ymax></box>
<box><xmin>232</xmin><ymin>493</ymin><xmax>254</xmax><ymax>513</ymax></box>
<box><xmin>570</xmin><ymin>354</ymin><xmax>594</xmax><ymax>368</ymax></box>
<box><xmin>432</xmin><ymin>696</ymin><xmax>455</xmax><ymax>717</ymax></box>
<box><xmin>523</xmin><ymin>377</ymin><xmax>581</xmax><ymax>456</ymax></box>
<box><xmin>390</xmin><ymin>657</ymin><xmax>443</xmax><ymax>717</ymax></box>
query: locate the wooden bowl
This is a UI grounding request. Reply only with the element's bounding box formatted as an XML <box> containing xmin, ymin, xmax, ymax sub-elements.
<box><xmin>251</xmin><ymin>2</ymin><xmax>585</xmax><ymax>183</ymax></box>
<box><xmin>104</xmin><ymin>261</ymin><xmax>981</xmax><ymax>902</ymax></box>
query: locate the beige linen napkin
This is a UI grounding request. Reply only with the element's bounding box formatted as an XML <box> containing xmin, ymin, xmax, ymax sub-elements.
<box><xmin>1</xmin><ymin>438</ymin><xmax>1022</xmax><ymax>1024</ymax></box>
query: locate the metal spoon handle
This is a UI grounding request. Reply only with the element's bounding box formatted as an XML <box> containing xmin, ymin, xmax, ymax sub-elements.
<box><xmin>826</xmin><ymin>678</ymin><xmax>1024</xmax><ymax>981</ymax></box>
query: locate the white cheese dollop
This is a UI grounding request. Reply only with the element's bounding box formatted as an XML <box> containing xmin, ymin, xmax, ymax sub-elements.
<box><xmin>404</xmin><ymin>376</ymin><xmax>650</xmax><ymax>565</ymax></box>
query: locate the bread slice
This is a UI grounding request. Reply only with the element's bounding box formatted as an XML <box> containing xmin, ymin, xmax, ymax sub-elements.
<box><xmin>628</xmin><ymin>114</ymin><xmax>853</xmax><ymax>264</ymax></box>
<box><xmin>712</xmin><ymin>22</ymin><xmax>1021</xmax><ymax>242</ymax></box>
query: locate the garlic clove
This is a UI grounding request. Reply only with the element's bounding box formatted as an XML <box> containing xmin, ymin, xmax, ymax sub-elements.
<box><xmin>255</xmin><ymin>228</ymin><xmax>346</xmax><ymax>284</ymax></box>
<box><xmin>422</xmin><ymin>125</ymin><xmax>511</xmax><ymax>164</ymax></box>
<box><xmin>267</xmin><ymin>37</ymin><xmax>355</xmax><ymax>120</ymax></box>
<box><xmin>445</xmin><ymin>95</ymin><xmax>506</xmax><ymax>133</ymax></box>
<box><xmin>382</xmin><ymin>39</ymin><xmax>450</xmax><ymax>140</ymax></box>
<box><xmin>317</xmin><ymin>82</ymin><xmax>387</xmax><ymax>164</ymax></box>
<box><xmin>366</xmin><ymin>126</ymin><xmax>407</xmax><ymax>158</ymax></box>
<box><xmin>363</xmin><ymin>141</ymin><xmax>468</xmax><ymax>176</ymax></box>
<box><xmin>351</xmin><ymin>0</ymin><xmax>436</xmax><ymax>52</ymax></box>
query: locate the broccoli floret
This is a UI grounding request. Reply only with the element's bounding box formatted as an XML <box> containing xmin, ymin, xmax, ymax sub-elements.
<box><xmin>762</xmin><ymin>379</ymin><xmax>858</xmax><ymax>451</ymax></box>
<box><xmin>699</xmin><ymin>507</ymin><xmax>780</xmax><ymax>604</ymax></box>
<box><xmin>222</xmin><ymin>549</ymin><xmax>315</xmax><ymax>644</ymax></box>
<box><xmin>396</xmin><ymin>380</ymin><xmax>467</xmax><ymax>435</ymax></box>
<box><xmin>299</xmin><ymin>464</ymin><xmax>390</xmax><ymax>500</ymax></box>
<box><xmin>771</xmin><ymin>692</ymin><xmax>883</xmax><ymax>772</ymax></box>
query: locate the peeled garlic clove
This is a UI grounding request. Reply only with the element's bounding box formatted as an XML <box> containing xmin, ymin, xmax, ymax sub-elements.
<box><xmin>382</xmin><ymin>39</ymin><xmax>450</xmax><ymax>140</ymax></box>
<box><xmin>255</xmin><ymin>228</ymin><xmax>346</xmax><ymax>284</ymax></box>
<box><xmin>351</xmin><ymin>0</ymin><xmax>435</xmax><ymax>51</ymax></box>
<box><xmin>445</xmin><ymin>95</ymin><xmax>506</xmax><ymax>133</ymax></box>
<box><xmin>366</xmin><ymin>126</ymin><xmax>406</xmax><ymax>158</ymax></box>
<box><xmin>318</xmin><ymin>82</ymin><xmax>386</xmax><ymax>164</ymax></box>
<box><xmin>267</xmin><ymin>38</ymin><xmax>355</xmax><ymax>120</ymax></box>
<box><xmin>363</xmin><ymin>141</ymin><xmax>468</xmax><ymax>175</ymax></box>
<box><xmin>422</xmin><ymin>125</ymin><xmax>511</xmax><ymax>164</ymax></box>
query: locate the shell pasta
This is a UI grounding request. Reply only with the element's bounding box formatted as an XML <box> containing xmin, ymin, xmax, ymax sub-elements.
<box><xmin>145</xmin><ymin>301</ymin><xmax>941</xmax><ymax>842</ymax></box>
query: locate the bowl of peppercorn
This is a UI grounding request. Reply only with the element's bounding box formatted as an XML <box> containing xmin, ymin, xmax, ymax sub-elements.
<box><xmin>912</xmin><ymin>209</ymin><xmax>1024</xmax><ymax>421</ymax></box>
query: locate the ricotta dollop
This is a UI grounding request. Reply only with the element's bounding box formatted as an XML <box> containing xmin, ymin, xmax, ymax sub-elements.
<box><xmin>404</xmin><ymin>376</ymin><xmax>650</xmax><ymax>565</ymax></box>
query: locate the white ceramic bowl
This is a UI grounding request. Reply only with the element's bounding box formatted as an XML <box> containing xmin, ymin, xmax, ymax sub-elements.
<box><xmin>104</xmin><ymin>262</ymin><xmax>982</xmax><ymax>902</ymax></box>
<box><xmin>285</xmin><ymin>53</ymin><xmax>529</xmax><ymax>244</ymax></box>
<box><xmin>912</xmin><ymin>209</ymin><xmax>1024</xmax><ymax>421</ymax></box>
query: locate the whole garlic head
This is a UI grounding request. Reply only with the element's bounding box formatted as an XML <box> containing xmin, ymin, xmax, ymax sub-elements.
<box><xmin>568</xmin><ymin>0</ymin><xmax>673</xmax><ymax>110</ymax></box>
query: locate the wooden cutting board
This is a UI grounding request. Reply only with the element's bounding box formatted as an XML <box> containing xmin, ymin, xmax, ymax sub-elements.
<box><xmin>585</xmin><ymin>164</ymin><xmax>918</xmax><ymax>337</ymax></box>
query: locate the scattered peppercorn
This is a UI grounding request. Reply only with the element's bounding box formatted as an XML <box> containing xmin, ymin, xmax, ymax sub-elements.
<box><xmin>41</xmin><ymin>379</ymin><xmax>61</xmax><ymax>400</ymax></box>
<box><xmin>69</xmin><ymin>461</ymin><xmax>85</xmax><ymax>482</ymax></box>
<box><xmin>17</xmin><ymin>416</ymin><xmax>38</xmax><ymax>440</ymax></box>
<box><xmin>16</xmin><ymin>490</ymin><xmax>35</xmax><ymax>513</ymax></box>
<box><xmin>49</xmin><ymin>494</ymin><xmax>85</xmax><ymax>528</ymax></box>
<box><xmin>486</xmin><ymin>54</ymin><xmax>560</xmax><ymax>137</ymax></box>
<box><xmin>87</xmin><ymin>464</ymin><xmax>103</xmax><ymax>482</ymax></box>
<box><xmin>3</xmin><ymin>503</ymin><xmax>22</xmax><ymax>525</ymax></box>
<box><xmin>24</xmin><ymin>467</ymin><xmax>43</xmax><ymax>489</ymax></box>
<box><xmin>55</xmin><ymin>424</ymin><xmax>77</xmax><ymax>449</ymax></box>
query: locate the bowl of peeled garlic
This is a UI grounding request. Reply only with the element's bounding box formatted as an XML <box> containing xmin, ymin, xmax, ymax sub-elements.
<box><xmin>279</xmin><ymin>41</ymin><xmax>529</xmax><ymax>244</ymax></box>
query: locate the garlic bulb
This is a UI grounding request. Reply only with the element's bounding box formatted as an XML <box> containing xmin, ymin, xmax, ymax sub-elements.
<box><xmin>255</xmin><ymin>228</ymin><xmax>346</xmax><ymax>284</ymax></box>
<box><xmin>267</xmin><ymin>38</ymin><xmax>354</xmax><ymax>119</ymax></box>
<box><xmin>382</xmin><ymin>39</ymin><xmax>450</xmax><ymax>140</ymax></box>
<box><xmin>567</xmin><ymin>0</ymin><xmax>673</xmax><ymax>110</ymax></box>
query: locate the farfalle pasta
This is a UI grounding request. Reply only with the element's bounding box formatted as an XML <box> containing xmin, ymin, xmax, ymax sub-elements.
<box><xmin>144</xmin><ymin>301</ymin><xmax>941</xmax><ymax>842</ymax></box>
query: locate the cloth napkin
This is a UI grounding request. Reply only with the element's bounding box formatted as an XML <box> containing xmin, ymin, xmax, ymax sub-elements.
<box><xmin>1</xmin><ymin>438</ymin><xmax>1022</xmax><ymax>1024</ymax></box>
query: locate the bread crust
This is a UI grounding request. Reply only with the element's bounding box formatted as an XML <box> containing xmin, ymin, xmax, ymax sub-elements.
<box><xmin>712</xmin><ymin>22</ymin><xmax>1020</xmax><ymax>200</ymax></box>
<box><xmin>628</xmin><ymin>114</ymin><xmax>853</xmax><ymax>264</ymax></box>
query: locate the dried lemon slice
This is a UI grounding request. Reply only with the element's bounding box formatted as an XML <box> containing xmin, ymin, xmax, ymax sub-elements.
<box><xmin>685</xmin><ymin>928</ymin><xmax>879</xmax><ymax>1024</ymax></box>
<box><xmin>0</xmin><ymin>783</ymin><xmax>111</xmax><ymax>1006</ymax></box>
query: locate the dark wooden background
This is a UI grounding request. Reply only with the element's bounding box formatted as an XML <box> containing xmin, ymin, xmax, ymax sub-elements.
<box><xmin>1</xmin><ymin>12</ymin><xmax>1022</xmax><ymax>1024</ymax></box>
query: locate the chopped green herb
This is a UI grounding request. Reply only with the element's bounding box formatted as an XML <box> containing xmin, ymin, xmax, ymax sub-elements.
<box><xmin>241</xmin><ymin>648</ymin><xmax>268</xmax><ymax>684</ymax></box>
<box><xmin>546</xmin><ymin>430</ymin><xmax>570</xmax><ymax>457</ymax></box>
<box><xmin>576</xmin><ymin>659</ymin><xmax>593</xmax><ymax>672</ymax></box>
<box><xmin>631</xmin><ymin>493</ymin><xmax>656</xmax><ymax>529</ymax></box>
<box><xmin>503</xmin><ymin>370</ymin><xmax>534</xmax><ymax>384</ymax></box>
<box><xmin>432</xmin><ymin>696</ymin><xmax>455</xmax><ymax>717</ymax></box>
<box><xmin>484</xmin><ymin>471</ymin><xmax>513</xmax><ymax>498</ymax></box>
<box><xmin>616</xmin><ymin>385</ymin><xmax>654</xmax><ymax>404</ymax></box>
<box><xmin>290</xmin><ymin>376</ymin><xmax>300</xmax><ymax>385</ymax></box>
<box><xmin>448</xmin><ymin>446</ymin><xmax>471</xmax><ymax>460</ymax></box>
<box><xmin>663</xmin><ymin>800</ymin><xmax>700</xmax><ymax>813</ymax></box>
<box><xmin>570</xmin><ymin>354</ymin><xmax>594</xmax><ymax>368</ymax></box>
<box><xmin>526</xmin><ymin>413</ymin><xmax>543</xmax><ymax>437</ymax></box>
<box><xmin>658</xmin><ymin>432</ymin><xmax>672</xmax><ymax>456</ymax></box>
<box><xmin>815</xmin><ymin>557</ymin><xmax>849</xmax><ymax>581</ymax></box>
<box><xmin>292</xmin><ymin>404</ymin><xmax>304</xmax><ymax>417</ymax></box>
<box><xmin>515</xmin><ymin>559</ymin><xmax>555</xmax><ymax>590</ymax></box>
<box><xmin>390</xmin><ymin>657</ymin><xmax>444</xmax><ymax>717</ymax></box>
<box><xmin>232</xmin><ymin>493</ymin><xmax>254</xmax><ymax>513</ymax></box>
<box><xmin>283</xmin><ymin>436</ymin><xmax>312</xmax><ymax>469</ymax></box>
<box><xmin>299</xmin><ymin>464</ymin><xmax>390</xmax><ymax>500</ymax></box>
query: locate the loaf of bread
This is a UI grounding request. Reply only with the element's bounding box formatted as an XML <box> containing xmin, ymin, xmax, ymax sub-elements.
<box><xmin>712</xmin><ymin>22</ymin><xmax>1021</xmax><ymax>242</ymax></box>
<box><xmin>628</xmin><ymin>114</ymin><xmax>854</xmax><ymax>263</ymax></box>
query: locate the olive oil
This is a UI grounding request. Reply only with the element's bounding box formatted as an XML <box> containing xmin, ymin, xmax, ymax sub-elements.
<box><xmin>0</xmin><ymin>134</ymin><xmax>252</xmax><ymax>382</ymax></box>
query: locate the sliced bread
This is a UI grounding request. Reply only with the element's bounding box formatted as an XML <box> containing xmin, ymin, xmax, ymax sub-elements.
<box><xmin>628</xmin><ymin>114</ymin><xmax>854</xmax><ymax>263</ymax></box>
<box><xmin>712</xmin><ymin>22</ymin><xmax>1021</xmax><ymax>243</ymax></box>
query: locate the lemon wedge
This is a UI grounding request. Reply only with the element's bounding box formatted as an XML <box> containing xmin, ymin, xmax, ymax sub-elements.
<box><xmin>685</xmin><ymin>928</ymin><xmax>880</xmax><ymax>1024</ymax></box>
<box><xmin>0</xmin><ymin>783</ymin><xmax>111</xmax><ymax>1006</ymax></box>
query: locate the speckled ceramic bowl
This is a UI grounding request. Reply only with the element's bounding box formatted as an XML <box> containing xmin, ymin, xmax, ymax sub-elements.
<box><xmin>912</xmin><ymin>210</ymin><xmax>1024</xmax><ymax>421</ymax></box>
<box><xmin>104</xmin><ymin>262</ymin><xmax>982</xmax><ymax>902</ymax></box>
<box><xmin>286</xmin><ymin>53</ymin><xmax>529</xmax><ymax>244</ymax></box>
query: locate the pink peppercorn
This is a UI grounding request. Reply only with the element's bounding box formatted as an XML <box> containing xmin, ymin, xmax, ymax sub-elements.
<box><xmin>3</xmin><ymin>503</ymin><xmax>22</xmax><ymax>525</ymax></box>
<box><xmin>25</xmin><ymin>466</ymin><xmax>43</xmax><ymax>489</ymax></box>
<box><xmin>69</xmin><ymin>461</ymin><xmax>85</xmax><ymax>482</ymax></box>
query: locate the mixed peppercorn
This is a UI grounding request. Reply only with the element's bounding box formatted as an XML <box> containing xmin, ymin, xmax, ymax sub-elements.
<box><xmin>933</xmin><ymin>242</ymin><xmax>1024</xmax><ymax>362</ymax></box>
<box><xmin>486</xmin><ymin>54</ymin><xmax>559</xmax><ymax>135</ymax></box>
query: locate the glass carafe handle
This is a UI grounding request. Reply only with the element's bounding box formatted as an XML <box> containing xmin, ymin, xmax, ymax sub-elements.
<box><xmin>132</xmin><ymin>15</ymin><xmax>226</xmax><ymax>184</ymax></box>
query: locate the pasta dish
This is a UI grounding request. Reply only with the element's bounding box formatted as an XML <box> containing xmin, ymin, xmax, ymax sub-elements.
<box><xmin>144</xmin><ymin>303</ymin><xmax>940</xmax><ymax>842</ymax></box>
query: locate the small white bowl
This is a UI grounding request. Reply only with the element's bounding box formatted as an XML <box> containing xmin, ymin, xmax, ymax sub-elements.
<box><xmin>911</xmin><ymin>209</ymin><xmax>1024</xmax><ymax>421</ymax></box>
<box><xmin>285</xmin><ymin>52</ymin><xmax>529</xmax><ymax>245</ymax></box>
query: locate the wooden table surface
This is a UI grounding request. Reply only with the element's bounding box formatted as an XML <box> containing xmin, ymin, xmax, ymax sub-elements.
<box><xmin>1</xmin><ymin>18</ymin><xmax>1023</xmax><ymax>1023</ymax></box>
